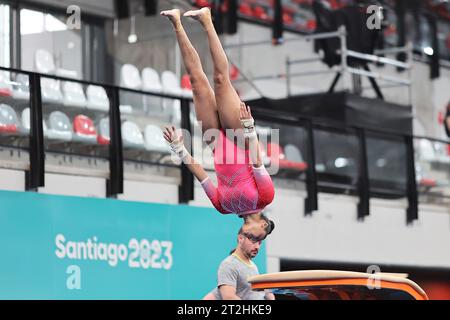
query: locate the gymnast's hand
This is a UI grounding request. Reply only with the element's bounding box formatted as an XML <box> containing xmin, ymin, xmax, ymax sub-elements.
<box><xmin>163</xmin><ymin>126</ymin><xmax>190</xmax><ymax>162</ymax></box>
<box><xmin>239</xmin><ymin>102</ymin><xmax>256</xmax><ymax>140</ymax></box>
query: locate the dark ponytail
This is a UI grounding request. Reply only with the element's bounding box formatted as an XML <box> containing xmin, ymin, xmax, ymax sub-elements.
<box><xmin>260</xmin><ymin>214</ymin><xmax>275</xmax><ymax>235</ymax></box>
<box><xmin>267</xmin><ymin>219</ymin><xmax>275</xmax><ymax>235</ymax></box>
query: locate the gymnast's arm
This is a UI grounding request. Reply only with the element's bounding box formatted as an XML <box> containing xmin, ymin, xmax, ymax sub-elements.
<box><xmin>240</xmin><ymin>103</ymin><xmax>275</xmax><ymax>204</ymax></box>
<box><xmin>163</xmin><ymin>126</ymin><xmax>224</xmax><ymax>212</ymax></box>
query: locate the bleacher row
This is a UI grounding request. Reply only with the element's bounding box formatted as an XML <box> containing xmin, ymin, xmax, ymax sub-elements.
<box><xmin>0</xmin><ymin>103</ymin><xmax>174</xmax><ymax>153</ymax></box>
<box><xmin>0</xmin><ymin>49</ymin><xmax>311</xmax><ymax>173</ymax></box>
<box><xmin>192</xmin><ymin>0</ymin><xmax>317</xmax><ymax>32</ymax></box>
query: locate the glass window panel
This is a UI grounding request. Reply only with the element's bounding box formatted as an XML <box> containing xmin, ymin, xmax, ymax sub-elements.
<box><xmin>366</xmin><ymin>135</ymin><xmax>407</xmax><ymax>197</ymax></box>
<box><xmin>0</xmin><ymin>71</ymin><xmax>30</xmax><ymax>170</ymax></box>
<box><xmin>314</xmin><ymin>129</ymin><xmax>359</xmax><ymax>190</ymax></box>
<box><xmin>0</xmin><ymin>4</ymin><xmax>10</xmax><ymax>67</ymax></box>
<box><xmin>20</xmin><ymin>8</ymin><xmax>82</xmax><ymax>79</ymax></box>
<box><xmin>415</xmin><ymin>138</ymin><xmax>450</xmax><ymax>206</ymax></box>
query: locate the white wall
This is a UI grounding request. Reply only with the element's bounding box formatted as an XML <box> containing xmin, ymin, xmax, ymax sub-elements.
<box><xmin>118</xmin><ymin>179</ymin><xmax>179</xmax><ymax>204</ymax></box>
<box><xmin>264</xmin><ymin>182</ymin><xmax>450</xmax><ymax>270</ymax></box>
<box><xmin>38</xmin><ymin>173</ymin><xmax>106</xmax><ymax>198</ymax></box>
<box><xmin>0</xmin><ymin>168</ymin><xmax>25</xmax><ymax>191</ymax></box>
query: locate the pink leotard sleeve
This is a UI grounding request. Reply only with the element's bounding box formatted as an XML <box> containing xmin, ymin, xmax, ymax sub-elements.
<box><xmin>200</xmin><ymin>177</ymin><xmax>225</xmax><ymax>213</ymax></box>
<box><xmin>252</xmin><ymin>165</ymin><xmax>275</xmax><ymax>207</ymax></box>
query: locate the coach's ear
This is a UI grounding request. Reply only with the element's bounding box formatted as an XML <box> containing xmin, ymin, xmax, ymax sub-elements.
<box><xmin>237</xmin><ymin>233</ymin><xmax>245</xmax><ymax>246</ymax></box>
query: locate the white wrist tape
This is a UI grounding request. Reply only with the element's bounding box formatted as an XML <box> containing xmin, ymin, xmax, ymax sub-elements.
<box><xmin>169</xmin><ymin>139</ymin><xmax>190</xmax><ymax>162</ymax></box>
<box><xmin>241</xmin><ymin>118</ymin><xmax>257</xmax><ymax>140</ymax></box>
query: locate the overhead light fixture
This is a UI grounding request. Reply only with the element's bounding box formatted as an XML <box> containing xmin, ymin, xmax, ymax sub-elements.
<box><xmin>113</xmin><ymin>18</ymin><xmax>118</xmax><ymax>37</ymax></box>
<box><xmin>128</xmin><ymin>15</ymin><xmax>137</xmax><ymax>43</ymax></box>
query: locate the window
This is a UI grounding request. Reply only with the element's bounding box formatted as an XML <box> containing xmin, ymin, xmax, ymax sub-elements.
<box><xmin>0</xmin><ymin>4</ymin><xmax>10</xmax><ymax>68</ymax></box>
<box><xmin>415</xmin><ymin>137</ymin><xmax>450</xmax><ymax>206</ymax></box>
<box><xmin>366</xmin><ymin>135</ymin><xmax>407</xmax><ymax>198</ymax></box>
<box><xmin>314</xmin><ymin>128</ymin><xmax>359</xmax><ymax>191</ymax></box>
<box><xmin>20</xmin><ymin>8</ymin><xmax>83</xmax><ymax>78</ymax></box>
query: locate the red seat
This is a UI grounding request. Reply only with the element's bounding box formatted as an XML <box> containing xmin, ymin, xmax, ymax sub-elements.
<box><xmin>0</xmin><ymin>88</ymin><xmax>12</xmax><ymax>97</ymax></box>
<box><xmin>181</xmin><ymin>74</ymin><xmax>192</xmax><ymax>90</ymax></box>
<box><xmin>239</xmin><ymin>3</ymin><xmax>253</xmax><ymax>16</ymax></box>
<box><xmin>97</xmin><ymin>118</ymin><xmax>110</xmax><ymax>145</ymax></box>
<box><xmin>73</xmin><ymin>115</ymin><xmax>97</xmax><ymax>137</ymax></box>
<box><xmin>0</xmin><ymin>104</ymin><xmax>19</xmax><ymax>134</ymax></box>
<box><xmin>0</xmin><ymin>123</ymin><xmax>17</xmax><ymax>133</ymax></box>
<box><xmin>266</xmin><ymin>143</ymin><xmax>308</xmax><ymax>171</ymax></box>
<box><xmin>283</xmin><ymin>12</ymin><xmax>294</xmax><ymax>25</ymax></box>
<box><xmin>253</xmin><ymin>6</ymin><xmax>270</xmax><ymax>21</ymax></box>
<box><xmin>306</xmin><ymin>19</ymin><xmax>317</xmax><ymax>31</ymax></box>
<box><xmin>229</xmin><ymin>64</ymin><xmax>240</xmax><ymax>81</ymax></box>
<box><xmin>420</xmin><ymin>178</ymin><xmax>437</xmax><ymax>188</ymax></box>
<box><xmin>97</xmin><ymin>135</ymin><xmax>110</xmax><ymax>145</ymax></box>
<box><xmin>195</xmin><ymin>0</ymin><xmax>211</xmax><ymax>8</ymax></box>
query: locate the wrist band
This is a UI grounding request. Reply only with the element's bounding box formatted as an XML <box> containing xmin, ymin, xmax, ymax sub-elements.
<box><xmin>169</xmin><ymin>139</ymin><xmax>189</xmax><ymax>162</ymax></box>
<box><xmin>241</xmin><ymin>118</ymin><xmax>257</xmax><ymax>140</ymax></box>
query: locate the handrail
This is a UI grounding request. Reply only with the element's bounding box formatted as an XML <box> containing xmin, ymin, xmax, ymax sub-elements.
<box><xmin>0</xmin><ymin>65</ymin><xmax>194</xmax><ymax>102</ymax></box>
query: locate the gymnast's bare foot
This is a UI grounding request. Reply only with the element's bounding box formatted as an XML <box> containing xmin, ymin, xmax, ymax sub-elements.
<box><xmin>160</xmin><ymin>9</ymin><xmax>182</xmax><ymax>30</ymax></box>
<box><xmin>183</xmin><ymin>7</ymin><xmax>212</xmax><ymax>29</ymax></box>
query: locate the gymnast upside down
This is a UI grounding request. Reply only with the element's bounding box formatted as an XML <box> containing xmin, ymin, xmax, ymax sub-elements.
<box><xmin>161</xmin><ymin>7</ymin><xmax>275</xmax><ymax>234</ymax></box>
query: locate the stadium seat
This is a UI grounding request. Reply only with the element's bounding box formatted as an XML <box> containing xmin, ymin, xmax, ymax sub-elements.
<box><xmin>142</xmin><ymin>67</ymin><xmax>163</xmax><ymax>92</ymax></box>
<box><xmin>97</xmin><ymin>118</ymin><xmax>110</xmax><ymax>145</ymax></box>
<box><xmin>0</xmin><ymin>72</ymin><xmax>13</xmax><ymax>97</ymax></box>
<box><xmin>41</xmin><ymin>77</ymin><xmax>63</xmax><ymax>104</ymax></box>
<box><xmin>180</xmin><ymin>74</ymin><xmax>193</xmax><ymax>97</ymax></box>
<box><xmin>181</xmin><ymin>74</ymin><xmax>192</xmax><ymax>91</ymax></box>
<box><xmin>120</xmin><ymin>64</ymin><xmax>142</xmax><ymax>89</ymax></box>
<box><xmin>120</xmin><ymin>64</ymin><xmax>142</xmax><ymax>114</ymax></box>
<box><xmin>73</xmin><ymin>115</ymin><xmax>97</xmax><ymax>143</ymax></box>
<box><xmin>285</xmin><ymin>144</ymin><xmax>308</xmax><ymax>170</ymax></box>
<box><xmin>21</xmin><ymin>108</ymin><xmax>30</xmax><ymax>134</ymax></box>
<box><xmin>122</xmin><ymin>120</ymin><xmax>144</xmax><ymax>148</ymax></box>
<box><xmin>12</xmin><ymin>74</ymin><xmax>30</xmax><ymax>100</ymax></box>
<box><xmin>62</xmin><ymin>82</ymin><xmax>87</xmax><ymax>108</ymax></box>
<box><xmin>21</xmin><ymin>108</ymin><xmax>48</xmax><ymax>135</ymax></box>
<box><xmin>239</xmin><ymin>3</ymin><xmax>253</xmax><ymax>16</ymax></box>
<box><xmin>35</xmin><ymin>49</ymin><xmax>77</xmax><ymax>78</ymax></box>
<box><xmin>35</xmin><ymin>49</ymin><xmax>56</xmax><ymax>74</ymax></box>
<box><xmin>86</xmin><ymin>85</ymin><xmax>109</xmax><ymax>111</ymax></box>
<box><xmin>161</xmin><ymin>70</ymin><xmax>182</xmax><ymax>95</ymax></box>
<box><xmin>144</xmin><ymin>124</ymin><xmax>171</xmax><ymax>153</ymax></box>
<box><xmin>161</xmin><ymin>70</ymin><xmax>184</xmax><ymax>123</ymax></box>
<box><xmin>267</xmin><ymin>142</ymin><xmax>308</xmax><ymax>171</ymax></box>
<box><xmin>0</xmin><ymin>104</ymin><xmax>19</xmax><ymax>134</ymax></box>
<box><xmin>141</xmin><ymin>67</ymin><xmax>164</xmax><ymax>115</ymax></box>
<box><xmin>253</xmin><ymin>6</ymin><xmax>271</xmax><ymax>21</ymax></box>
<box><xmin>46</xmin><ymin>111</ymin><xmax>72</xmax><ymax>141</ymax></box>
